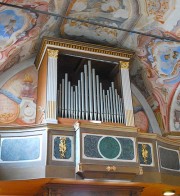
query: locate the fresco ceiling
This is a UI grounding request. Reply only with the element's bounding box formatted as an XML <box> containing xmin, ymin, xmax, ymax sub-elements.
<box><xmin>0</xmin><ymin>0</ymin><xmax>179</xmax><ymax>133</ymax></box>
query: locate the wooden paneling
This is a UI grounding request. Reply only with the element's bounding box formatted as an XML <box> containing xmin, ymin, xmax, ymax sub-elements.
<box><xmin>0</xmin><ymin>179</ymin><xmax>180</xmax><ymax>196</ymax></box>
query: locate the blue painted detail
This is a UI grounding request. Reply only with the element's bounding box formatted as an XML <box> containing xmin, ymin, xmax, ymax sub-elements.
<box><xmin>84</xmin><ymin>135</ymin><xmax>102</xmax><ymax>158</ymax></box>
<box><xmin>117</xmin><ymin>138</ymin><xmax>134</xmax><ymax>160</ymax></box>
<box><xmin>0</xmin><ymin>10</ymin><xmax>24</xmax><ymax>37</ymax></box>
<box><xmin>133</xmin><ymin>106</ymin><xmax>144</xmax><ymax>113</ymax></box>
<box><xmin>1</xmin><ymin>137</ymin><xmax>40</xmax><ymax>161</ymax></box>
<box><xmin>164</xmin><ymin>70</ymin><xmax>180</xmax><ymax>84</ymax></box>
<box><xmin>0</xmin><ymin>89</ymin><xmax>22</xmax><ymax>104</ymax></box>
<box><xmin>53</xmin><ymin>137</ymin><xmax>71</xmax><ymax>159</ymax></box>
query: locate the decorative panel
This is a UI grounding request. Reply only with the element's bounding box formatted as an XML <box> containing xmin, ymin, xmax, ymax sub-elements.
<box><xmin>38</xmin><ymin>184</ymin><xmax>144</xmax><ymax>196</ymax></box>
<box><xmin>138</xmin><ymin>142</ymin><xmax>154</xmax><ymax>166</ymax></box>
<box><xmin>83</xmin><ymin>134</ymin><xmax>135</xmax><ymax>161</ymax></box>
<box><xmin>52</xmin><ymin>135</ymin><xmax>74</xmax><ymax>162</ymax></box>
<box><xmin>0</xmin><ymin>136</ymin><xmax>41</xmax><ymax>162</ymax></box>
<box><xmin>159</xmin><ymin>146</ymin><xmax>180</xmax><ymax>171</ymax></box>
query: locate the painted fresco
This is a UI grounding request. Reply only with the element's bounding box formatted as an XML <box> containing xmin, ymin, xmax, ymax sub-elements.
<box><xmin>61</xmin><ymin>0</ymin><xmax>140</xmax><ymax>45</ymax></box>
<box><xmin>127</xmin><ymin>0</ymin><xmax>180</xmax><ymax>132</ymax></box>
<box><xmin>144</xmin><ymin>0</ymin><xmax>176</xmax><ymax>24</ymax></box>
<box><xmin>132</xmin><ymin>95</ymin><xmax>152</xmax><ymax>133</ymax></box>
<box><xmin>0</xmin><ymin>65</ymin><xmax>37</xmax><ymax>125</ymax></box>
<box><xmin>169</xmin><ymin>85</ymin><xmax>180</xmax><ymax>131</ymax></box>
<box><xmin>134</xmin><ymin>31</ymin><xmax>180</xmax><ymax>132</ymax></box>
<box><xmin>0</xmin><ymin>0</ymin><xmax>67</xmax><ymax>72</ymax></box>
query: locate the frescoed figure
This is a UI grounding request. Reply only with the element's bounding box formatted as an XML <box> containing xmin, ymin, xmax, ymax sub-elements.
<box><xmin>147</xmin><ymin>41</ymin><xmax>180</xmax><ymax>85</ymax></box>
<box><xmin>0</xmin><ymin>10</ymin><xmax>25</xmax><ymax>50</ymax></box>
<box><xmin>0</xmin><ymin>10</ymin><xmax>24</xmax><ymax>37</ymax></box>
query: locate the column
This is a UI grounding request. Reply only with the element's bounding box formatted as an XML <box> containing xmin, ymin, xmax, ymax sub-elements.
<box><xmin>46</xmin><ymin>49</ymin><xmax>58</xmax><ymax>124</ymax></box>
<box><xmin>119</xmin><ymin>61</ymin><xmax>135</xmax><ymax>126</ymax></box>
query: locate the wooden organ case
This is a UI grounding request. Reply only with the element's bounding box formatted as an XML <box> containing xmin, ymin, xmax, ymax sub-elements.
<box><xmin>35</xmin><ymin>37</ymin><xmax>144</xmax><ymax>196</ymax></box>
<box><xmin>35</xmin><ymin>37</ymin><xmax>135</xmax><ymax>126</ymax></box>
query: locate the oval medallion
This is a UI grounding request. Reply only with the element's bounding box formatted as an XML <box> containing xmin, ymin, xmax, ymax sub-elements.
<box><xmin>98</xmin><ymin>136</ymin><xmax>121</xmax><ymax>159</ymax></box>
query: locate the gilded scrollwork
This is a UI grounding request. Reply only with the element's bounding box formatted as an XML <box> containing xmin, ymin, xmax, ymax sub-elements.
<box><xmin>106</xmin><ymin>166</ymin><xmax>117</xmax><ymax>172</ymax></box>
<box><xmin>47</xmin><ymin>49</ymin><xmax>59</xmax><ymax>58</ymax></box>
<box><xmin>141</xmin><ymin>144</ymin><xmax>148</xmax><ymax>164</ymax></box>
<box><xmin>59</xmin><ymin>137</ymin><xmax>66</xmax><ymax>159</ymax></box>
<box><xmin>120</xmin><ymin>61</ymin><xmax>129</xmax><ymax>69</ymax></box>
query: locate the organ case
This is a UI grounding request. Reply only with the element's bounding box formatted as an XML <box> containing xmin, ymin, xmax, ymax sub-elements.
<box><xmin>35</xmin><ymin>37</ymin><xmax>135</xmax><ymax>127</ymax></box>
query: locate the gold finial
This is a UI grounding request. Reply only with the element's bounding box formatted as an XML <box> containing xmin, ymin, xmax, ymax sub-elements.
<box><xmin>24</xmin><ymin>74</ymin><xmax>33</xmax><ymax>83</ymax></box>
<box><xmin>120</xmin><ymin>61</ymin><xmax>129</xmax><ymax>69</ymax></box>
<box><xmin>47</xmin><ymin>49</ymin><xmax>58</xmax><ymax>58</ymax></box>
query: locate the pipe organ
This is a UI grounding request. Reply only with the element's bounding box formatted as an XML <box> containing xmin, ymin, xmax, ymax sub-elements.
<box><xmin>35</xmin><ymin>37</ymin><xmax>135</xmax><ymax>127</ymax></box>
<box><xmin>58</xmin><ymin>61</ymin><xmax>125</xmax><ymax>123</ymax></box>
<box><xmin>2</xmin><ymin>37</ymin><xmax>178</xmax><ymax>195</ymax></box>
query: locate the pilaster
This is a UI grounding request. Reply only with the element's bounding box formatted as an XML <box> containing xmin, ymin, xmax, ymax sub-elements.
<box><xmin>46</xmin><ymin>49</ymin><xmax>58</xmax><ymax>124</ymax></box>
<box><xmin>119</xmin><ymin>61</ymin><xmax>135</xmax><ymax>126</ymax></box>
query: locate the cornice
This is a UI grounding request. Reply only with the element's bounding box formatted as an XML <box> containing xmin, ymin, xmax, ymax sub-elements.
<box><xmin>35</xmin><ymin>37</ymin><xmax>135</xmax><ymax>70</ymax></box>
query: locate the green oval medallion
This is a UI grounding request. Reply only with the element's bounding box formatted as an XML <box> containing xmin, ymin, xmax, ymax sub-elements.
<box><xmin>98</xmin><ymin>137</ymin><xmax>121</xmax><ymax>159</ymax></box>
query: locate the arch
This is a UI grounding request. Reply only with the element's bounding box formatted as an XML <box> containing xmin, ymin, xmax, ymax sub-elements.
<box><xmin>131</xmin><ymin>83</ymin><xmax>162</xmax><ymax>135</ymax></box>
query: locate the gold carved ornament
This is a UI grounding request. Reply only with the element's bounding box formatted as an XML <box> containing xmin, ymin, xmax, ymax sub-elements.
<box><xmin>106</xmin><ymin>166</ymin><xmax>116</xmax><ymax>172</ymax></box>
<box><xmin>139</xmin><ymin>166</ymin><xmax>143</xmax><ymax>175</ymax></box>
<box><xmin>120</xmin><ymin>61</ymin><xmax>129</xmax><ymax>69</ymax></box>
<box><xmin>142</xmin><ymin>144</ymin><xmax>148</xmax><ymax>164</ymax></box>
<box><xmin>45</xmin><ymin>40</ymin><xmax>133</xmax><ymax>59</ymax></box>
<box><xmin>59</xmin><ymin>137</ymin><xmax>67</xmax><ymax>159</ymax></box>
<box><xmin>47</xmin><ymin>49</ymin><xmax>59</xmax><ymax>58</ymax></box>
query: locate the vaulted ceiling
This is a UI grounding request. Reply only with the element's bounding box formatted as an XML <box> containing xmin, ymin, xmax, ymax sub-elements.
<box><xmin>0</xmin><ymin>0</ymin><xmax>179</xmax><ymax>133</ymax></box>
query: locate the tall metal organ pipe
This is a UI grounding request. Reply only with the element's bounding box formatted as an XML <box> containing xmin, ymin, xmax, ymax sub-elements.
<box><xmin>58</xmin><ymin>61</ymin><xmax>125</xmax><ymax>123</ymax></box>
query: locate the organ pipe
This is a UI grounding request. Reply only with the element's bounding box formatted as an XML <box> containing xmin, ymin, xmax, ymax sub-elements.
<box><xmin>64</xmin><ymin>73</ymin><xmax>68</xmax><ymax>118</ymax></box>
<box><xmin>80</xmin><ymin>72</ymin><xmax>85</xmax><ymax>120</ymax></box>
<box><xmin>58</xmin><ymin>61</ymin><xmax>125</xmax><ymax>124</ymax></box>
<box><xmin>84</xmin><ymin>64</ymin><xmax>89</xmax><ymax>120</ymax></box>
<box><xmin>96</xmin><ymin>75</ymin><xmax>100</xmax><ymax>121</ymax></box>
<box><xmin>100</xmin><ymin>83</ymin><xmax>103</xmax><ymax>122</ymax></box>
<box><xmin>68</xmin><ymin>81</ymin><xmax>71</xmax><ymax>118</ymax></box>
<box><xmin>92</xmin><ymin>69</ymin><xmax>97</xmax><ymax>121</ymax></box>
<box><xmin>61</xmin><ymin>79</ymin><xmax>64</xmax><ymax>118</ymax></box>
<box><xmin>88</xmin><ymin>61</ymin><xmax>93</xmax><ymax>120</ymax></box>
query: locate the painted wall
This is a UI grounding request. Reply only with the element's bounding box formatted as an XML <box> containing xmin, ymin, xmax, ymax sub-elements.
<box><xmin>0</xmin><ymin>58</ymin><xmax>37</xmax><ymax>125</ymax></box>
<box><xmin>133</xmin><ymin>94</ymin><xmax>151</xmax><ymax>133</ymax></box>
<box><xmin>0</xmin><ymin>0</ymin><xmax>68</xmax><ymax>72</ymax></box>
<box><xmin>127</xmin><ymin>0</ymin><xmax>180</xmax><ymax>132</ymax></box>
